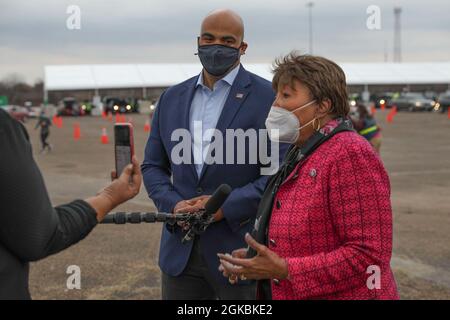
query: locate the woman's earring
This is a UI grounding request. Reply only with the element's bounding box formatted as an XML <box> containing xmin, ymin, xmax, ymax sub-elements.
<box><xmin>313</xmin><ymin>118</ymin><xmax>321</xmax><ymax>131</ymax></box>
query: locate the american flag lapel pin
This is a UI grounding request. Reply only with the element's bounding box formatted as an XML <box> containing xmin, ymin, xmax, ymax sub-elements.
<box><xmin>236</xmin><ymin>93</ymin><xmax>244</xmax><ymax>99</ymax></box>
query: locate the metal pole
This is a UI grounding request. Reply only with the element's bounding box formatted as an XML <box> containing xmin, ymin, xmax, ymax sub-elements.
<box><xmin>394</xmin><ymin>7</ymin><xmax>402</xmax><ymax>63</ymax></box>
<box><xmin>143</xmin><ymin>87</ymin><xmax>147</xmax><ymax>100</ymax></box>
<box><xmin>364</xmin><ymin>84</ymin><xmax>371</xmax><ymax>103</ymax></box>
<box><xmin>384</xmin><ymin>40</ymin><xmax>388</xmax><ymax>62</ymax></box>
<box><xmin>307</xmin><ymin>2</ymin><xmax>314</xmax><ymax>54</ymax></box>
<box><xmin>43</xmin><ymin>80</ymin><xmax>48</xmax><ymax>110</ymax></box>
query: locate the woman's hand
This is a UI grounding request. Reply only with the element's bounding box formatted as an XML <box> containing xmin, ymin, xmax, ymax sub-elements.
<box><xmin>218</xmin><ymin>248</ymin><xmax>247</xmax><ymax>284</ymax></box>
<box><xmin>217</xmin><ymin>233</ymin><xmax>289</xmax><ymax>282</ymax></box>
<box><xmin>218</xmin><ymin>248</ymin><xmax>247</xmax><ymax>277</ymax></box>
<box><xmin>102</xmin><ymin>155</ymin><xmax>142</xmax><ymax>207</ymax></box>
<box><xmin>86</xmin><ymin>156</ymin><xmax>142</xmax><ymax>221</ymax></box>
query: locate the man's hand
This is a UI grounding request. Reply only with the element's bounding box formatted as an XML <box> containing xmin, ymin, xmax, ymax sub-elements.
<box><xmin>175</xmin><ymin>195</ymin><xmax>224</xmax><ymax>222</ymax></box>
<box><xmin>173</xmin><ymin>197</ymin><xmax>205</xmax><ymax>214</ymax></box>
<box><xmin>173</xmin><ymin>198</ymin><xmax>203</xmax><ymax>230</ymax></box>
<box><xmin>172</xmin><ymin>194</ymin><xmax>225</xmax><ymax>230</ymax></box>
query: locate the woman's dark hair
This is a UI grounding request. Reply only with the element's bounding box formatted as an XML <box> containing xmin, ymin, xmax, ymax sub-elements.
<box><xmin>272</xmin><ymin>51</ymin><xmax>349</xmax><ymax>117</ymax></box>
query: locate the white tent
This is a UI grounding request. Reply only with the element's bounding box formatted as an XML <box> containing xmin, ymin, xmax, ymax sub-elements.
<box><xmin>44</xmin><ymin>62</ymin><xmax>450</xmax><ymax>91</ymax></box>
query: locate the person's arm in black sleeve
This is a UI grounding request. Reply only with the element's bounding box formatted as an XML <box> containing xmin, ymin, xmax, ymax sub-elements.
<box><xmin>0</xmin><ymin>110</ymin><xmax>142</xmax><ymax>262</ymax></box>
<box><xmin>0</xmin><ymin>111</ymin><xmax>97</xmax><ymax>261</ymax></box>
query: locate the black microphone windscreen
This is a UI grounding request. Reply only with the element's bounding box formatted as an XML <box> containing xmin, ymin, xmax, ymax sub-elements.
<box><xmin>204</xmin><ymin>184</ymin><xmax>232</xmax><ymax>216</ymax></box>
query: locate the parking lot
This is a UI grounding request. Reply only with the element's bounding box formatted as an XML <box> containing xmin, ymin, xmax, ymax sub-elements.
<box><xmin>23</xmin><ymin>110</ymin><xmax>450</xmax><ymax>300</ymax></box>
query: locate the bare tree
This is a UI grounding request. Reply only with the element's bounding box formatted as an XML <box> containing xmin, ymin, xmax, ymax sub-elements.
<box><xmin>2</xmin><ymin>73</ymin><xmax>26</xmax><ymax>88</ymax></box>
<box><xmin>0</xmin><ymin>73</ymin><xmax>33</xmax><ymax>105</ymax></box>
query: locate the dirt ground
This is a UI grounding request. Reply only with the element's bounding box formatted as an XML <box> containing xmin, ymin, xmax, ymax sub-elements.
<box><xmin>23</xmin><ymin>110</ymin><xmax>450</xmax><ymax>300</ymax></box>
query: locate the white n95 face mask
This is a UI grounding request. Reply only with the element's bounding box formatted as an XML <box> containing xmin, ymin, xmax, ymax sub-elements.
<box><xmin>265</xmin><ymin>99</ymin><xmax>316</xmax><ymax>143</ymax></box>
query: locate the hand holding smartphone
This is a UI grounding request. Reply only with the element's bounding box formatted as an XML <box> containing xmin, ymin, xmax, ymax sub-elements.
<box><xmin>114</xmin><ymin>123</ymin><xmax>134</xmax><ymax>177</ymax></box>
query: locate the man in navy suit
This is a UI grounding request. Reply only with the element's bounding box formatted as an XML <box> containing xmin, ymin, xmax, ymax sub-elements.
<box><xmin>142</xmin><ymin>9</ymin><xmax>286</xmax><ymax>299</ymax></box>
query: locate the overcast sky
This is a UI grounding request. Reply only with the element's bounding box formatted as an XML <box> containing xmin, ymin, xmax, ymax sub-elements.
<box><xmin>1</xmin><ymin>0</ymin><xmax>449</xmax><ymax>84</ymax></box>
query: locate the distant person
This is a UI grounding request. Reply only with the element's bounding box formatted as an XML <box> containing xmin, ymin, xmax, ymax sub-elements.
<box><xmin>0</xmin><ymin>108</ymin><xmax>142</xmax><ymax>300</ymax></box>
<box><xmin>351</xmin><ymin>104</ymin><xmax>382</xmax><ymax>153</ymax></box>
<box><xmin>35</xmin><ymin>111</ymin><xmax>52</xmax><ymax>153</ymax></box>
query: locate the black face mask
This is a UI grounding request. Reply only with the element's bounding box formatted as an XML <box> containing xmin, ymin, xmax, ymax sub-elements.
<box><xmin>196</xmin><ymin>43</ymin><xmax>241</xmax><ymax>77</ymax></box>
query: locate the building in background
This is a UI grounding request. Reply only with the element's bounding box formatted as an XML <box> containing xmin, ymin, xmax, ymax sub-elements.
<box><xmin>43</xmin><ymin>62</ymin><xmax>450</xmax><ymax>113</ymax></box>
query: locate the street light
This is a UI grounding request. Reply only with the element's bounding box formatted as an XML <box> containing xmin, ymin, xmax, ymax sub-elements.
<box><xmin>307</xmin><ymin>2</ymin><xmax>314</xmax><ymax>54</ymax></box>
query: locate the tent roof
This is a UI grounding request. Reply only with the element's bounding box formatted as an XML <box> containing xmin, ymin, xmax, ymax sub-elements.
<box><xmin>44</xmin><ymin>62</ymin><xmax>450</xmax><ymax>91</ymax></box>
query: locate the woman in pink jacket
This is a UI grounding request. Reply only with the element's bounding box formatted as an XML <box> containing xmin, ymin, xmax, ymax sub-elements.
<box><xmin>218</xmin><ymin>52</ymin><xmax>399</xmax><ymax>300</ymax></box>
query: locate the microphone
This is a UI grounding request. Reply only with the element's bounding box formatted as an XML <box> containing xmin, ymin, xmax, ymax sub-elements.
<box><xmin>181</xmin><ymin>183</ymin><xmax>231</xmax><ymax>243</ymax></box>
<box><xmin>203</xmin><ymin>184</ymin><xmax>232</xmax><ymax>217</ymax></box>
<box><xmin>101</xmin><ymin>212</ymin><xmax>188</xmax><ymax>224</ymax></box>
<box><xmin>100</xmin><ymin>184</ymin><xmax>232</xmax><ymax>243</ymax></box>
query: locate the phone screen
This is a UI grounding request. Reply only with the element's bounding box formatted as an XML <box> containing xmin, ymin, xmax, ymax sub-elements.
<box><xmin>115</xmin><ymin>125</ymin><xmax>133</xmax><ymax>176</ymax></box>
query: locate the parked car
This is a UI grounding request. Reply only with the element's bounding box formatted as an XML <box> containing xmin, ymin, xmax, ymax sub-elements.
<box><xmin>57</xmin><ymin>97</ymin><xmax>82</xmax><ymax>116</ymax></box>
<box><xmin>370</xmin><ymin>92</ymin><xmax>395</xmax><ymax>109</ymax></box>
<box><xmin>80</xmin><ymin>100</ymin><xmax>94</xmax><ymax>115</ymax></box>
<box><xmin>27</xmin><ymin>106</ymin><xmax>43</xmax><ymax>118</ymax></box>
<box><xmin>389</xmin><ymin>92</ymin><xmax>436</xmax><ymax>112</ymax></box>
<box><xmin>103</xmin><ymin>97</ymin><xmax>139</xmax><ymax>114</ymax></box>
<box><xmin>435</xmin><ymin>92</ymin><xmax>450</xmax><ymax>113</ymax></box>
<box><xmin>424</xmin><ymin>90</ymin><xmax>439</xmax><ymax>101</ymax></box>
<box><xmin>1</xmin><ymin>105</ymin><xmax>29</xmax><ymax>122</ymax></box>
<box><xmin>348</xmin><ymin>93</ymin><xmax>364</xmax><ymax>107</ymax></box>
<box><xmin>23</xmin><ymin>101</ymin><xmax>42</xmax><ymax>118</ymax></box>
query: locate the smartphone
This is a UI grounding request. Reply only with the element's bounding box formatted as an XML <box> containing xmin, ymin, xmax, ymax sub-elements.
<box><xmin>114</xmin><ymin>123</ymin><xmax>134</xmax><ymax>177</ymax></box>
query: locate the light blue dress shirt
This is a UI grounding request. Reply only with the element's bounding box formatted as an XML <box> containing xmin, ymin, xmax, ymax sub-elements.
<box><xmin>189</xmin><ymin>65</ymin><xmax>240</xmax><ymax>177</ymax></box>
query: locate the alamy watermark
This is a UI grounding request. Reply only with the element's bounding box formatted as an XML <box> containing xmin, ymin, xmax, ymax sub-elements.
<box><xmin>66</xmin><ymin>265</ymin><xmax>81</xmax><ymax>290</ymax></box>
<box><xmin>366</xmin><ymin>5</ymin><xmax>381</xmax><ymax>30</ymax></box>
<box><xmin>66</xmin><ymin>5</ymin><xmax>81</xmax><ymax>30</ymax></box>
<box><xmin>366</xmin><ymin>265</ymin><xmax>381</xmax><ymax>290</ymax></box>
<box><xmin>170</xmin><ymin>122</ymin><xmax>280</xmax><ymax>176</ymax></box>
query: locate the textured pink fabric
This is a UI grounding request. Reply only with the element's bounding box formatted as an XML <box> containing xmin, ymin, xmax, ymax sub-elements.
<box><xmin>268</xmin><ymin>131</ymin><xmax>399</xmax><ymax>300</ymax></box>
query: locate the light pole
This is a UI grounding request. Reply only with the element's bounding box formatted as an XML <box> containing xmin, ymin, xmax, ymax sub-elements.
<box><xmin>307</xmin><ymin>2</ymin><xmax>314</xmax><ymax>54</ymax></box>
<box><xmin>393</xmin><ymin>7</ymin><xmax>402</xmax><ymax>63</ymax></box>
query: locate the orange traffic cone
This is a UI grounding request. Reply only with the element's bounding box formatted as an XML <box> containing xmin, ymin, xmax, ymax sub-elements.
<box><xmin>101</xmin><ymin>127</ymin><xmax>109</xmax><ymax>144</ymax></box>
<box><xmin>371</xmin><ymin>105</ymin><xmax>376</xmax><ymax>115</ymax></box>
<box><xmin>73</xmin><ymin>123</ymin><xmax>81</xmax><ymax>140</ymax></box>
<box><xmin>101</xmin><ymin>110</ymin><xmax>107</xmax><ymax>119</ymax></box>
<box><xmin>386</xmin><ymin>106</ymin><xmax>397</xmax><ymax>124</ymax></box>
<box><xmin>52</xmin><ymin>114</ymin><xmax>58</xmax><ymax>126</ymax></box>
<box><xmin>381</xmin><ymin>102</ymin><xmax>386</xmax><ymax>111</ymax></box>
<box><xmin>386</xmin><ymin>113</ymin><xmax>393</xmax><ymax>123</ymax></box>
<box><xmin>115</xmin><ymin>112</ymin><xmax>120</xmax><ymax>123</ymax></box>
<box><xmin>392</xmin><ymin>105</ymin><xmax>398</xmax><ymax>115</ymax></box>
<box><xmin>144</xmin><ymin>119</ymin><xmax>151</xmax><ymax>132</ymax></box>
<box><xmin>108</xmin><ymin>113</ymin><xmax>113</xmax><ymax>122</ymax></box>
<box><xmin>57</xmin><ymin>116</ymin><xmax>63</xmax><ymax>128</ymax></box>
